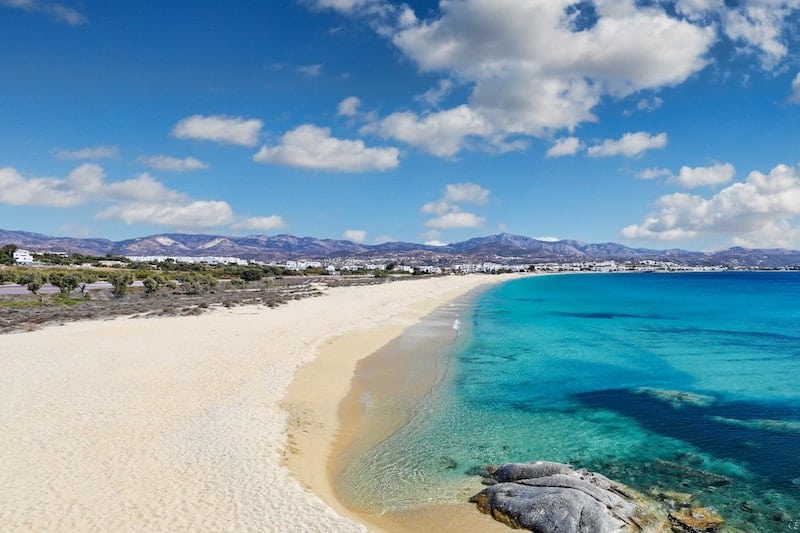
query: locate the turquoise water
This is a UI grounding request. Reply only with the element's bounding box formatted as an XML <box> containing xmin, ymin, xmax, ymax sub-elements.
<box><xmin>339</xmin><ymin>273</ymin><xmax>800</xmax><ymax>531</ymax></box>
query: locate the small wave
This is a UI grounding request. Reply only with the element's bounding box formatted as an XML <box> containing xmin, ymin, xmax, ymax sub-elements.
<box><xmin>452</xmin><ymin>319</ymin><xmax>461</xmax><ymax>331</ymax></box>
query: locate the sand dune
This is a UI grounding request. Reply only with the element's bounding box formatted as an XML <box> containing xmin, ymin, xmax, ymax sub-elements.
<box><xmin>0</xmin><ymin>275</ymin><xmax>509</xmax><ymax>532</ymax></box>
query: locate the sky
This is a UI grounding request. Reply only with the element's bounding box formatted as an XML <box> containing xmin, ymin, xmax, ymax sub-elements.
<box><xmin>2</xmin><ymin>0</ymin><xmax>800</xmax><ymax>251</ymax></box>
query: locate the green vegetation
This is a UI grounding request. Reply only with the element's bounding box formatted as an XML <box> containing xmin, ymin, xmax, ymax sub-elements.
<box><xmin>0</xmin><ymin>244</ymin><xmax>17</xmax><ymax>265</ymax></box>
<box><xmin>17</xmin><ymin>271</ymin><xmax>44</xmax><ymax>300</ymax></box>
<box><xmin>107</xmin><ymin>271</ymin><xmax>134</xmax><ymax>298</ymax></box>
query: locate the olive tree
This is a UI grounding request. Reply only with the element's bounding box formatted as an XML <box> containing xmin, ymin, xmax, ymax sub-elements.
<box><xmin>107</xmin><ymin>271</ymin><xmax>134</xmax><ymax>298</ymax></box>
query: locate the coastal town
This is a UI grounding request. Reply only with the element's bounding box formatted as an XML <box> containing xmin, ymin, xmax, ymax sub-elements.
<box><xmin>3</xmin><ymin>245</ymin><xmax>760</xmax><ymax>277</ymax></box>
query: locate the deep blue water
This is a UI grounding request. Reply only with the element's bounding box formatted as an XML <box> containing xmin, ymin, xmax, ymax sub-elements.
<box><xmin>339</xmin><ymin>273</ymin><xmax>800</xmax><ymax>531</ymax></box>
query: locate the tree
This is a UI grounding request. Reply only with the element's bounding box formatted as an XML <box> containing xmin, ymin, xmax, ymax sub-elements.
<box><xmin>241</xmin><ymin>267</ymin><xmax>263</xmax><ymax>285</ymax></box>
<box><xmin>49</xmin><ymin>271</ymin><xmax>80</xmax><ymax>296</ymax></box>
<box><xmin>0</xmin><ymin>244</ymin><xmax>18</xmax><ymax>265</ymax></box>
<box><xmin>107</xmin><ymin>271</ymin><xmax>134</xmax><ymax>298</ymax></box>
<box><xmin>18</xmin><ymin>271</ymin><xmax>44</xmax><ymax>301</ymax></box>
<box><xmin>142</xmin><ymin>276</ymin><xmax>159</xmax><ymax>295</ymax></box>
<box><xmin>0</xmin><ymin>269</ymin><xmax>19</xmax><ymax>284</ymax></box>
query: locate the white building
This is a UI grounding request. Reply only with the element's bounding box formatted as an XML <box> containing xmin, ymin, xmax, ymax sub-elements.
<box><xmin>13</xmin><ymin>249</ymin><xmax>34</xmax><ymax>265</ymax></box>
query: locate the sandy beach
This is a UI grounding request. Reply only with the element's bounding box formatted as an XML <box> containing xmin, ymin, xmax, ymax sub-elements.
<box><xmin>1</xmin><ymin>274</ymin><xmax>513</xmax><ymax>532</ymax></box>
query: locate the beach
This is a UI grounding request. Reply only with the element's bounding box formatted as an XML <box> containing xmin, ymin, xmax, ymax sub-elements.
<box><xmin>0</xmin><ymin>274</ymin><xmax>513</xmax><ymax>532</ymax></box>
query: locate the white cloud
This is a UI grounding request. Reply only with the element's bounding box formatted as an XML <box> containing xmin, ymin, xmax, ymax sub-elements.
<box><xmin>535</xmin><ymin>236</ymin><xmax>561</xmax><ymax>242</ymax></box>
<box><xmin>0</xmin><ymin>163</ymin><xmax>246</xmax><ymax>232</ymax></box>
<box><xmin>2</xmin><ymin>0</ymin><xmax>87</xmax><ymax>25</ymax></box>
<box><xmin>421</xmin><ymin>182</ymin><xmax>489</xmax><ymax>230</ymax></box>
<box><xmin>416</xmin><ymin>79</ymin><xmax>453</xmax><ymax>107</ymax></box>
<box><xmin>96</xmin><ymin>201</ymin><xmax>234</xmax><ymax>230</ymax></box>
<box><xmin>637</xmin><ymin>96</ymin><xmax>664</xmax><ymax>112</ymax></box>
<box><xmin>622</xmin><ymin>163</ymin><xmax>800</xmax><ymax>247</ymax></box>
<box><xmin>672</xmin><ymin>163</ymin><xmax>736</xmax><ymax>188</ymax></box>
<box><xmin>376</xmin><ymin>105</ymin><xmax>489</xmax><ymax>157</ymax></box>
<box><xmin>546</xmin><ymin>137</ymin><xmax>583</xmax><ymax>158</ymax></box>
<box><xmin>675</xmin><ymin>0</ymin><xmax>800</xmax><ymax>70</ymax></box>
<box><xmin>337</xmin><ymin>96</ymin><xmax>361</xmax><ymax>116</ymax></box>
<box><xmin>306</xmin><ymin>0</ymin><xmax>376</xmax><ymax>13</ymax></box>
<box><xmin>253</xmin><ymin>124</ymin><xmax>399</xmax><ymax>172</ymax></box>
<box><xmin>54</xmin><ymin>145</ymin><xmax>118</xmax><ymax>160</ymax></box>
<box><xmin>231</xmin><ymin>215</ymin><xmax>287</xmax><ymax>232</ymax></box>
<box><xmin>424</xmin><ymin>240</ymin><xmax>447</xmax><ymax>246</ymax></box>
<box><xmin>375</xmin><ymin>0</ymin><xmax>713</xmax><ymax>155</ymax></box>
<box><xmin>421</xmin><ymin>182</ymin><xmax>489</xmax><ymax>215</ymax></box>
<box><xmin>587</xmin><ymin>132</ymin><xmax>667</xmax><ymax>158</ymax></box>
<box><xmin>342</xmin><ymin>229</ymin><xmax>367</xmax><ymax>242</ymax></box>
<box><xmin>443</xmin><ymin>182</ymin><xmax>489</xmax><ymax>205</ymax></box>
<box><xmin>140</xmin><ymin>155</ymin><xmax>208</xmax><ymax>172</ymax></box>
<box><xmin>425</xmin><ymin>211</ymin><xmax>485</xmax><ymax>229</ymax></box>
<box><xmin>172</xmin><ymin>114</ymin><xmax>263</xmax><ymax>147</ymax></box>
<box><xmin>637</xmin><ymin>167</ymin><xmax>673</xmax><ymax>180</ymax></box>
<box><xmin>297</xmin><ymin>64</ymin><xmax>323</xmax><ymax>77</ymax></box>
<box><xmin>790</xmin><ymin>72</ymin><xmax>800</xmax><ymax>103</ymax></box>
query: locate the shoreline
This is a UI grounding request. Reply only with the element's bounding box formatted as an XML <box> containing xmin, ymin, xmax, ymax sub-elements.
<box><xmin>283</xmin><ymin>276</ymin><xmax>520</xmax><ymax>532</ymax></box>
<box><xmin>1</xmin><ymin>273</ymin><xmax>519</xmax><ymax>532</ymax></box>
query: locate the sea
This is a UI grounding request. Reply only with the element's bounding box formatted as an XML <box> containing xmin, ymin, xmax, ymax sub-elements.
<box><xmin>337</xmin><ymin>272</ymin><xmax>800</xmax><ymax>532</ymax></box>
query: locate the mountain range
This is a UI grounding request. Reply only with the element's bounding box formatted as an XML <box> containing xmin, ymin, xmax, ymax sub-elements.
<box><xmin>2</xmin><ymin>228</ymin><xmax>800</xmax><ymax>268</ymax></box>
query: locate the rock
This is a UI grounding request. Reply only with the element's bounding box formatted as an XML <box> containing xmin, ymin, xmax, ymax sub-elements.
<box><xmin>649</xmin><ymin>488</ymin><xmax>694</xmax><ymax>508</ymax></box>
<box><xmin>470</xmin><ymin>461</ymin><xmax>671</xmax><ymax>533</ymax></box>
<box><xmin>668</xmin><ymin>507</ymin><xmax>724</xmax><ymax>532</ymax></box>
<box><xmin>635</xmin><ymin>387</ymin><xmax>716</xmax><ymax>408</ymax></box>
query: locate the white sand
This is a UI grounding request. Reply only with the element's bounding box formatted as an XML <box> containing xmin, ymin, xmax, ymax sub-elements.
<box><xmin>0</xmin><ymin>274</ymin><xmax>511</xmax><ymax>532</ymax></box>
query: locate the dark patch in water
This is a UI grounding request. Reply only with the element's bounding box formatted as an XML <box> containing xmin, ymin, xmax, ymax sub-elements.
<box><xmin>574</xmin><ymin>388</ymin><xmax>800</xmax><ymax>488</ymax></box>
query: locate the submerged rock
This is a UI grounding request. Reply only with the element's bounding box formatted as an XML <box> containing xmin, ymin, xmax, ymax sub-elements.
<box><xmin>470</xmin><ymin>461</ymin><xmax>727</xmax><ymax>533</ymax></box>
<box><xmin>470</xmin><ymin>461</ymin><xmax>670</xmax><ymax>532</ymax></box>
<box><xmin>635</xmin><ymin>387</ymin><xmax>716</xmax><ymax>409</ymax></box>
<box><xmin>668</xmin><ymin>507</ymin><xmax>724</xmax><ymax>532</ymax></box>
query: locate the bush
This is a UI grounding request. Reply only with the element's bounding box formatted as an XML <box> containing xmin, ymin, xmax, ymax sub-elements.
<box><xmin>107</xmin><ymin>271</ymin><xmax>134</xmax><ymax>298</ymax></box>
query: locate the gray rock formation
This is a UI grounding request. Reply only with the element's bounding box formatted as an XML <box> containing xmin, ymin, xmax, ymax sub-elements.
<box><xmin>471</xmin><ymin>461</ymin><xmax>681</xmax><ymax>532</ymax></box>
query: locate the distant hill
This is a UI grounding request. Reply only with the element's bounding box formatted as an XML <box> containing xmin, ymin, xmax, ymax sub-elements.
<box><xmin>2</xmin><ymin>228</ymin><xmax>800</xmax><ymax>267</ymax></box>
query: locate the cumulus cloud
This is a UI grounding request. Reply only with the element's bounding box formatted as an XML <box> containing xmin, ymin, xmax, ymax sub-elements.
<box><xmin>587</xmin><ymin>132</ymin><xmax>667</xmax><ymax>158</ymax></box>
<box><xmin>96</xmin><ymin>201</ymin><xmax>234</xmax><ymax>229</ymax></box>
<box><xmin>342</xmin><ymin>229</ymin><xmax>367</xmax><ymax>242</ymax></box>
<box><xmin>0</xmin><ymin>164</ymin><xmax>185</xmax><ymax>207</ymax></box>
<box><xmin>421</xmin><ymin>182</ymin><xmax>489</xmax><ymax>230</ymax></box>
<box><xmin>622</xmin><ymin>163</ymin><xmax>800</xmax><ymax>247</ymax></box>
<box><xmin>54</xmin><ymin>145</ymin><xmax>118</xmax><ymax>160</ymax></box>
<box><xmin>0</xmin><ymin>163</ymin><xmax>251</xmax><ymax>231</ymax></box>
<box><xmin>172</xmin><ymin>114</ymin><xmax>263</xmax><ymax>147</ymax></box>
<box><xmin>421</xmin><ymin>182</ymin><xmax>489</xmax><ymax>215</ymax></box>
<box><xmin>139</xmin><ymin>155</ymin><xmax>208</xmax><ymax>172</ymax></box>
<box><xmin>790</xmin><ymin>72</ymin><xmax>800</xmax><ymax>103</ymax></box>
<box><xmin>253</xmin><ymin>124</ymin><xmax>399</xmax><ymax>172</ymax></box>
<box><xmin>675</xmin><ymin>0</ymin><xmax>800</xmax><ymax>69</ymax></box>
<box><xmin>230</xmin><ymin>215</ymin><xmax>287</xmax><ymax>232</ymax></box>
<box><xmin>337</xmin><ymin>96</ymin><xmax>361</xmax><ymax>116</ymax></box>
<box><xmin>637</xmin><ymin>167</ymin><xmax>674</xmax><ymax>180</ymax></box>
<box><xmin>425</xmin><ymin>212</ymin><xmax>485</xmax><ymax>229</ymax></box>
<box><xmin>375</xmin><ymin>105</ymin><xmax>489</xmax><ymax>157</ymax></box>
<box><xmin>546</xmin><ymin>137</ymin><xmax>583</xmax><ymax>158</ymax></box>
<box><xmin>2</xmin><ymin>0</ymin><xmax>87</xmax><ymax>25</ymax></box>
<box><xmin>672</xmin><ymin>163</ymin><xmax>736</xmax><ymax>188</ymax></box>
<box><xmin>306</xmin><ymin>1</ymin><xmax>800</xmax><ymax>156</ymax></box>
<box><xmin>372</xmin><ymin>0</ymin><xmax>713</xmax><ymax>155</ymax></box>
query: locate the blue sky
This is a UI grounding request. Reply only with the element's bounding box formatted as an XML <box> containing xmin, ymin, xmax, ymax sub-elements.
<box><xmin>2</xmin><ymin>0</ymin><xmax>800</xmax><ymax>250</ymax></box>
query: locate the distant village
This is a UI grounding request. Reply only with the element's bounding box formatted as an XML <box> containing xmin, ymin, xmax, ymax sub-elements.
<box><xmin>7</xmin><ymin>247</ymin><xmax>761</xmax><ymax>274</ymax></box>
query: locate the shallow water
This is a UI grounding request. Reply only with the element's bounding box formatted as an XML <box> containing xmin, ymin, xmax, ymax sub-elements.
<box><xmin>338</xmin><ymin>272</ymin><xmax>800</xmax><ymax>531</ymax></box>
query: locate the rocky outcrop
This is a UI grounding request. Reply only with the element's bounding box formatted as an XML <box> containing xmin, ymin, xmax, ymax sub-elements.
<box><xmin>470</xmin><ymin>461</ymin><xmax>725</xmax><ymax>533</ymax></box>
